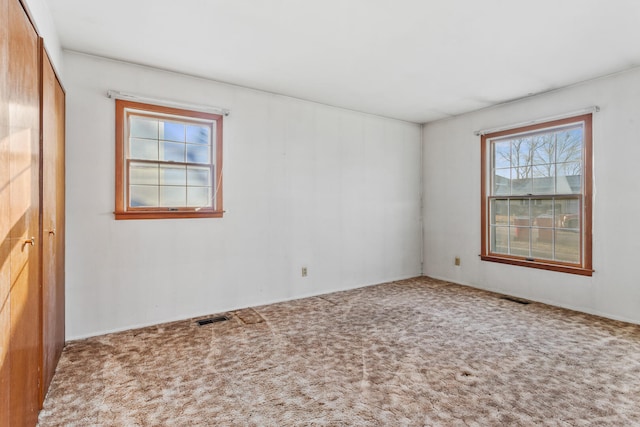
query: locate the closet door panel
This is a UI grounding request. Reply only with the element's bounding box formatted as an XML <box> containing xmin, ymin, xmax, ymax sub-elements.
<box><xmin>41</xmin><ymin>50</ymin><xmax>65</xmax><ymax>402</ymax></box>
<box><xmin>7</xmin><ymin>0</ymin><xmax>41</xmax><ymax>424</ymax></box>
<box><xmin>0</xmin><ymin>0</ymin><xmax>11</xmax><ymax>423</ymax></box>
<box><xmin>0</xmin><ymin>236</ymin><xmax>9</xmax><ymax>427</ymax></box>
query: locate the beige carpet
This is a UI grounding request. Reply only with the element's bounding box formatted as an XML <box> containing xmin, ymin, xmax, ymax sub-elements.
<box><xmin>38</xmin><ymin>277</ymin><xmax>640</xmax><ymax>426</ymax></box>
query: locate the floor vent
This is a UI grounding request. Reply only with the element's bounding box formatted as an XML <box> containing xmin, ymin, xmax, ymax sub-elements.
<box><xmin>196</xmin><ymin>316</ymin><xmax>229</xmax><ymax>326</ymax></box>
<box><xmin>500</xmin><ymin>296</ymin><xmax>531</xmax><ymax>305</ymax></box>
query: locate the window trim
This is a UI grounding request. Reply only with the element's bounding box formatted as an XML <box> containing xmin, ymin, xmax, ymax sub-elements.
<box><xmin>115</xmin><ymin>99</ymin><xmax>224</xmax><ymax>220</ymax></box>
<box><xmin>480</xmin><ymin>114</ymin><xmax>593</xmax><ymax>276</ymax></box>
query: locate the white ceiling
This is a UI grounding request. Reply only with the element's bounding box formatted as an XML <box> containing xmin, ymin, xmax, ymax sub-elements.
<box><xmin>46</xmin><ymin>0</ymin><xmax>640</xmax><ymax>123</ymax></box>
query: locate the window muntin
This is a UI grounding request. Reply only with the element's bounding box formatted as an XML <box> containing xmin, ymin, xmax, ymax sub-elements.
<box><xmin>481</xmin><ymin>114</ymin><xmax>592</xmax><ymax>275</ymax></box>
<box><xmin>115</xmin><ymin>100</ymin><xmax>223</xmax><ymax>220</ymax></box>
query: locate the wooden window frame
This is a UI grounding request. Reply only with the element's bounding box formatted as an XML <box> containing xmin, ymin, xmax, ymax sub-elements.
<box><xmin>480</xmin><ymin>114</ymin><xmax>593</xmax><ymax>276</ymax></box>
<box><xmin>115</xmin><ymin>100</ymin><xmax>223</xmax><ymax>220</ymax></box>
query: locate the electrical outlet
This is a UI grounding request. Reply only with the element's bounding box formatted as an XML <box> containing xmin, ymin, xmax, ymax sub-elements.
<box><xmin>454</xmin><ymin>257</ymin><xmax>461</xmax><ymax>266</ymax></box>
<box><xmin>301</xmin><ymin>267</ymin><xmax>308</xmax><ymax>277</ymax></box>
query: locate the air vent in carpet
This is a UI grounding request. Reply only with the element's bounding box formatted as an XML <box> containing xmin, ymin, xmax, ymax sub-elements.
<box><xmin>500</xmin><ymin>296</ymin><xmax>531</xmax><ymax>305</ymax></box>
<box><xmin>196</xmin><ymin>316</ymin><xmax>229</xmax><ymax>326</ymax></box>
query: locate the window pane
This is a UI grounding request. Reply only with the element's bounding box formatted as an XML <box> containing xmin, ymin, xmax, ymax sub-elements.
<box><xmin>187</xmin><ymin>144</ymin><xmax>210</xmax><ymax>164</ymax></box>
<box><xmin>510</xmin><ymin>227</ymin><xmax>530</xmax><ymax>257</ymax></box>
<box><xmin>160</xmin><ymin>186</ymin><xmax>186</xmax><ymax>207</ymax></box>
<box><xmin>490</xmin><ymin>199</ymin><xmax>509</xmax><ymax>225</ymax></box>
<box><xmin>130</xmin><ymin>163</ymin><xmax>158</xmax><ymax>185</ymax></box>
<box><xmin>556</xmin><ymin>128</ymin><xmax>582</xmax><ymax>163</ymax></box>
<box><xmin>490</xmin><ymin>226</ymin><xmax>509</xmax><ymax>254</ymax></box>
<box><xmin>187</xmin><ymin>166</ymin><xmax>211</xmax><ymax>186</ymax></box>
<box><xmin>531</xmin><ymin>134</ymin><xmax>555</xmax><ymax>165</ymax></box>
<box><xmin>532</xmin><ymin>165</ymin><xmax>555</xmax><ymax>194</ymax></box>
<box><xmin>493</xmin><ymin>168</ymin><xmax>510</xmax><ymax>195</ymax></box>
<box><xmin>493</xmin><ymin>141</ymin><xmax>511</xmax><ymax>169</ymax></box>
<box><xmin>186</xmin><ymin>125</ymin><xmax>211</xmax><ymax>145</ymax></box>
<box><xmin>160</xmin><ymin>121</ymin><xmax>185</xmax><ymax>142</ymax></box>
<box><xmin>557</xmin><ymin>162</ymin><xmax>581</xmax><ymax>194</ymax></box>
<box><xmin>160</xmin><ymin>165</ymin><xmax>186</xmax><ymax>186</ymax></box>
<box><xmin>187</xmin><ymin>186</ymin><xmax>211</xmax><ymax>208</ymax></box>
<box><xmin>130</xmin><ymin>185</ymin><xmax>158</xmax><ymax>207</ymax></box>
<box><xmin>533</xmin><ymin>215</ymin><xmax>553</xmax><ymax>242</ymax></box>
<box><xmin>532</xmin><ymin>199</ymin><xmax>554</xmax><ymax>255</ymax></box>
<box><xmin>510</xmin><ymin>199</ymin><xmax>530</xmax><ymax>226</ymax></box>
<box><xmin>161</xmin><ymin>142</ymin><xmax>185</xmax><ymax>162</ymax></box>
<box><xmin>556</xmin><ymin>199</ymin><xmax>580</xmax><ymax>230</ymax></box>
<box><xmin>511</xmin><ymin>167</ymin><xmax>532</xmax><ymax>195</ymax></box>
<box><xmin>532</xmin><ymin>228</ymin><xmax>553</xmax><ymax>260</ymax></box>
<box><xmin>555</xmin><ymin>229</ymin><xmax>580</xmax><ymax>263</ymax></box>
<box><xmin>512</xmin><ymin>138</ymin><xmax>532</xmax><ymax>168</ymax></box>
<box><xmin>130</xmin><ymin>116</ymin><xmax>158</xmax><ymax>139</ymax></box>
<box><xmin>130</xmin><ymin>138</ymin><xmax>158</xmax><ymax>160</ymax></box>
<box><xmin>532</xmin><ymin>199</ymin><xmax>553</xmax><ymax>223</ymax></box>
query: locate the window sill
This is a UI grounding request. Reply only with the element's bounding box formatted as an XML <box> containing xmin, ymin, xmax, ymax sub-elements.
<box><xmin>114</xmin><ymin>210</ymin><xmax>224</xmax><ymax>220</ymax></box>
<box><xmin>480</xmin><ymin>255</ymin><xmax>593</xmax><ymax>276</ymax></box>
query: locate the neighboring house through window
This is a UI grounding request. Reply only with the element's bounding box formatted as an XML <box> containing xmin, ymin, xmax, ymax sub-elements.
<box><xmin>480</xmin><ymin>114</ymin><xmax>592</xmax><ymax>275</ymax></box>
<box><xmin>115</xmin><ymin>100</ymin><xmax>223</xmax><ymax>219</ymax></box>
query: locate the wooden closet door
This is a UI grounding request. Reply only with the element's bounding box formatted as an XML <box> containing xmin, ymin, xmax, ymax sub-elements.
<box><xmin>0</xmin><ymin>0</ymin><xmax>11</xmax><ymax>423</ymax></box>
<box><xmin>40</xmin><ymin>49</ymin><xmax>65</xmax><ymax>405</ymax></box>
<box><xmin>5</xmin><ymin>0</ymin><xmax>42</xmax><ymax>424</ymax></box>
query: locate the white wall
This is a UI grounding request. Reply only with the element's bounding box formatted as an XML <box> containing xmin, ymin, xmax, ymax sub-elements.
<box><xmin>64</xmin><ymin>52</ymin><xmax>423</xmax><ymax>339</ymax></box>
<box><xmin>23</xmin><ymin>0</ymin><xmax>64</xmax><ymax>77</ymax></box>
<box><xmin>423</xmin><ymin>67</ymin><xmax>640</xmax><ymax>324</ymax></box>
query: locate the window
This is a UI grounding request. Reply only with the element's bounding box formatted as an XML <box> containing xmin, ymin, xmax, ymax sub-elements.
<box><xmin>115</xmin><ymin>100</ymin><xmax>223</xmax><ymax>220</ymax></box>
<box><xmin>480</xmin><ymin>114</ymin><xmax>592</xmax><ymax>275</ymax></box>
